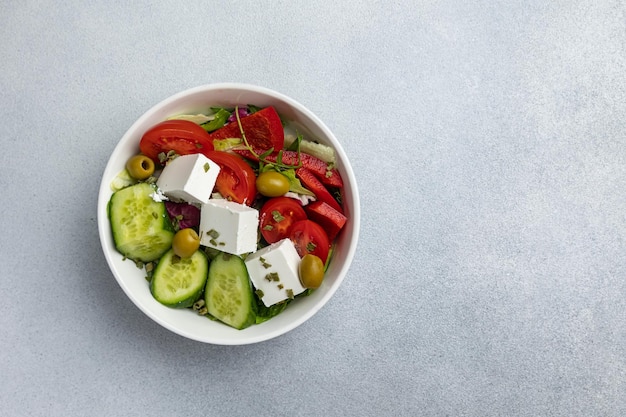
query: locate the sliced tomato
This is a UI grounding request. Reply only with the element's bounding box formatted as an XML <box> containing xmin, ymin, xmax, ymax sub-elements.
<box><xmin>304</xmin><ymin>201</ymin><xmax>347</xmax><ymax>241</ymax></box>
<box><xmin>259</xmin><ymin>197</ymin><xmax>307</xmax><ymax>244</ymax></box>
<box><xmin>234</xmin><ymin>149</ymin><xmax>344</xmax><ymax>188</ymax></box>
<box><xmin>296</xmin><ymin>167</ymin><xmax>343</xmax><ymax>213</ymax></box>
<box><xmin>139</xmin><ymin>120</ymin><xmax>214</xmax><ymax>163</ymax></box>
<box><xmin>289</xmin><ymin>220</ymin><xmax>330</xmax><ymax>263</ymax></box>
<box><xmin>207</xmin><ymin>106</ymin><xmax>284</xmax><ymax>152</ymax></box>
<box><xmin>204</xmin><ymin>151</ymin><xmax>256</xmax><ymax>205</ymax></box>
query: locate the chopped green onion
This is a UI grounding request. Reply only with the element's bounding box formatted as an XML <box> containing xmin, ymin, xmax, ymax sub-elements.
<box><xmin>271</xmin><ymin>210</ymin><xmax>285</xmax><ymax>222</ymax></box>
<box><xmin>265</xmin><ymin>272</ymin><xmax>280</xmax><ymax>282</ymax></box>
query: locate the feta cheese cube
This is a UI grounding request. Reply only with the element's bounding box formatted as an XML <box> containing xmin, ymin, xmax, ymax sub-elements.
<box><xmin>156</xmin><ymin>154</ymin><xmax>220</xmax><ymax>205</ymax></box>
<box><xmin>199</xmin><ymin>199</ymin><xmax>258</xmax><ymax>255</ymax></box>
<box><xmin>244</xmin><ymin>239</ymin><xmax>306</xmax><ymax>307</ymax></box>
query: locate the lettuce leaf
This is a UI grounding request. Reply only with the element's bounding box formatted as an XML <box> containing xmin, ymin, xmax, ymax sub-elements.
<box><xmin>201</xmin><ymin>107</ymin><xmax>231</xmax><ymax>132</ymax></box>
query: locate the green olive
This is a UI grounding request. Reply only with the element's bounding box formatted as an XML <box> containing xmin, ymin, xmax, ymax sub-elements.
<box><xmin>172</xmin><ymin>228</ymin><xmax>200</xmax><ymax>258</ymax></box>
<box><xmin>256</xmin><ymin>171</ymin><xmax>290</xmax><ymax>197</ymax></box>
<box><xmin>126</xmin><ymin>154</ymin><xmax>155</xmax><ymax>180</ymax></box>
<box><xmin>298</xmin><ymin>254</ymin><xmax>325</xmax><ymax>289</ymax></box>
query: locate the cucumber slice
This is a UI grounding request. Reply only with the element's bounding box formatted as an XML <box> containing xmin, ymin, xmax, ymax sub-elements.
<box><xmin>108</xmin><ymin>182</ymin><xmax>174</xmax><ymax>262</ymax></box>
<box><xmin>150</xmin><ymin>249</ymin><xmax>208</xmax><ymax>308</ymax></box>
<box><xmin>204</xmin><ymin>252</ymin><xmax>256</xmax><ymax>329</ymax></box>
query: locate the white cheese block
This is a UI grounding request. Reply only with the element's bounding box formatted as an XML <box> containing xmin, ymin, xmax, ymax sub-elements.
<box><xmin>244</xmin><ymin>239</ymin><xmax>306</xmax><ymax>307</ymax></box>
<box><xmin>199</xmin><ymin>199</ymin><xmax>259</xmax><ymax>255</ymax></box>
<box><xmin>156</xmin><ymin>154</ymin><xmax>220</xmax><ymax>205</ymax></box>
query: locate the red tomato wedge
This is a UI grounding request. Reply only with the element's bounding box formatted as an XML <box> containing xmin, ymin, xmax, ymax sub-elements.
<box><xmin>139</xmin><ymin>120</ymin><xmax>214</xmax><ymax>163</ymax></box>
<box><xmin>207</xmin><ymin>106</ymin><xmax>284</xmax><ymax>152</ymax></box>
<box><xmin>234</xmin><ymin>149</ymin><xmax>343</xmax><ymax>188</ymax></box>
<box><xmin>289</xmin><ymin>220</ymin><xmax>330</xmax><ymax>263</ymax></box>
<box><xmin>304</xmin><ymin>201</ymin><xmax>347</xmax><ymax>241</ymax></box>
<box><xmin>295</xmin><ymin>167</ymin><xmax>343</xmax><ymax>214</ymax></box>
<box><xmin>259</xmin><ymin>197</ymin><xmax>307</xmax><ymax>244</ymax></box>
<box><xmin>204</xmin><ymin>151</ymin><xmax>256</xmax><ymax>205</ymax></box>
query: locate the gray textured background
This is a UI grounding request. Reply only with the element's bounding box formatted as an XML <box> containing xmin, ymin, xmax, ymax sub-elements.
<box><xmin>1</xmin><ymin>1</ymin><xmax>625</xmax><ymax>416</ymax></box>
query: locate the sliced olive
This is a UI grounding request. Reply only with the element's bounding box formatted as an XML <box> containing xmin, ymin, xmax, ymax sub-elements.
<box><xmin>256</xmin><ymin>171</ymin><xmax>290</xmax><ymax>197</ymax></box>
<box><xmin>172</xmin><ymin>228</ymin><xmax>200</xmax><ymax>258</ymax></box>
<box><xmin>298</xmin><ymin>254</ymin><xmax>325</xmax><ymax>289</ymax></box>
<box><xmin>126</xmin><ymin>154</ymin><xmax>155</xmax><ymax>180</ymax></box>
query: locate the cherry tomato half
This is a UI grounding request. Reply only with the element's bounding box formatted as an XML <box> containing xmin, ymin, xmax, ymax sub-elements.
<box><xmin>289</xmin><ymin>219</ymin><xmax>330</xmax><ymax>263</ymax></box>
<box><xmin>139</xmin><ymin>120</ymin><xmax>214</xmax><ymax>163</ymax></box>
<box><xmin>204</xmin><ymin>151</ymin><xmax>256</xmax><ymax>205</ymax></box>
<box><xmin>259</xmin><ymin>197</ymin><xmax>307</xmax><ymax>244</ymax></box>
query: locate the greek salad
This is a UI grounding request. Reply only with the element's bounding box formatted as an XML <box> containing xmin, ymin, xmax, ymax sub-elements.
<box><xmin>108</xmin><ymin>105</ymin><xmax>347</xmax><ymax>329</ymax></box>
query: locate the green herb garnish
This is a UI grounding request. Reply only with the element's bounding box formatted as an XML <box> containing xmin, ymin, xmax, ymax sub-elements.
<box><xmin>259</xmin><ymin>257</ymin><xmax>272</xmax><ymax>269</ymax></box>
<box><xmin>265</xmin><ymin>272</ymin><xmax>280</xmax><ymax>282</ymax></box>
<box><xmin>271</xmin><ymin>210</ymin><xmax>285</xmax><ymax>222</ymax></box>
<box><xmin>158</xmin><ymin>150</ymin><xmax>178</xmax><ymax>165</ymax></box>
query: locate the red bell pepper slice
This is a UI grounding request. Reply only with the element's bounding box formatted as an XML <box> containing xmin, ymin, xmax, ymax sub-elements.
<box><xmin>295</xmin><ymin>167</ymin><xmax>343</xmax><ymax>214</ymax></box>
<box><xmin>208</xmin><ymin>106</ymin><xmax>284</xmax><ymax>152</ymax></box>
<box><xmin>304</xmin><ymin>201</ymin><xmax>347</xmax><ymax>241</ymax></box>
<box><xmin>234</xmin><ymin>149</ymin><xmax>343</xmax><ymax>188</ymax></box>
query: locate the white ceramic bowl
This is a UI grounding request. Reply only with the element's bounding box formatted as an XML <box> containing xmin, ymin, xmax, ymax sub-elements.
<box><xmin>97</xmin><ymin>83</ymin><xmax>360</xmax><ymax>345</ymax></box>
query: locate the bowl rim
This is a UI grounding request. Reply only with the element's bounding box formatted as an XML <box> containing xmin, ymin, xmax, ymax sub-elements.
<box><xmin>97</xmin><ymin>82</ymin><xmax>360</xmax><ymax>344</ymax></box>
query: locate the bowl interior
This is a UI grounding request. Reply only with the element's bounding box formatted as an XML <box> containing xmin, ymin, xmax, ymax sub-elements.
<box><xmin>97</xmin><ymin>83</ymin><xmax>360</xmax><ymax>344</ymax></box>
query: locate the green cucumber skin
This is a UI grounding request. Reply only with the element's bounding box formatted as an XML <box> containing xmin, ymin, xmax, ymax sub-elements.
<box><xmin>150</xmin><ymin>249</ymin><xmax>208</xmax><ymax>308</ymax></box>
<box><xmin>205</xmin><ymin>253</ymin><xmax>256</xmax><ymax>330</ymax></box>
<box><xmin>108</xmin><ymin>182</ymin><xmax>174</xmax><ymax>262</ymax></box>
